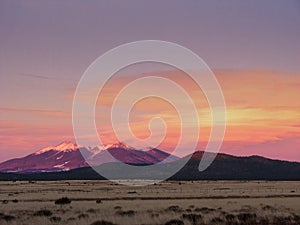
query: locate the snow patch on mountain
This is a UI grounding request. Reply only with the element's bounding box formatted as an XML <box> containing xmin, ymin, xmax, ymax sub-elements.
<box><xmin>35</xmin><ymin>141</ymin><xmax>79</xmax><ymax>154</ymax></box>
<box><xmin>56</xmin><ymin>155</ymin><xmax>64</xmax><ymax>160</ymax></box>
<box><xmin>53</xmin><ymin>161</ymin><xmax>70</xmax><ymax>169</ymax></box>
<box><xmin>105</xmin><ymin>142</ymin><xmax>135</xmax><ymax>150</ymax></box>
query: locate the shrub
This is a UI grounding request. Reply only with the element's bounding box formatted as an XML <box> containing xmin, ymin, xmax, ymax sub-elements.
<box><xmin>34</xmin><ymin>209</ymin><xmax>53</xmax><ymax>217</ymax></box>
<box><xmin>237</xmin><ymin>213</ymin><xmax>257</xmax><ymax>222</ymax></box>
<box><xmin>293</xmin><ymin>214</ymin><xmax>300</xmax><ymax>223</ymax></box>
<box><xmin>55</xmin><ymin>197</ymin><xmax>71</xmax><ymax>205</ymax></box>
<box><xmin>258</xmin><ymin>218</ymin><xmax>270</xmax><ymax>225</ymax></box>
<box><xmin>225</xmin><ymin>214</ymin><xmax>236</xmax><ymax>221</ymax></box>
<box><xmin>194</xmin><ymin>207</ymin><xmax>215</xmax><ymax>213</ymax></box>
<box><xmin>50</xmin><ymin>216</ymin><xmax>62</xmax><ymax>222</ymax></box>
<box><xmin>87</xmin><ymin>208</ymin><xmax>97</xmax><ymax>213</ymax></box>
<box><xmin>115</xmin><ymin>210</ymin><xmax>135</xmax><ymax>216</ymax></box>
<box><xmin>164</xmin><ymin>219</ymin><xmax>184</xmax><ymax>225</ymax></box>
<box><xmin>262</xmin><ymin>205</ymin><xmax>276</xmax><ymax>211</ymax></box>
<box><xmin>1</xmin><ymin>215</ymin><xmax>15</xmax><ymax>222</ymax></box>
<box><xmin>182</xmin><ymin>213</ymin><xmax>202</xmax><ymax>224</ymax></box>
<box><xmin>239</xmin><ymin>205</ymin><xmax>254</xmax><ymax>212</ymax></box>
<box><xmin>273</xmin><ymin>216</ymin><xmax>292</xmax><ymax>224</ymax></box>
<box><xmin>67</xmin><ymin>217</ymin><xmax>76</xmax><ymax>221</ymax></box>
<box><xmin>211</xmin><ymin>217</ymin><xmax>224</xmax><ymax>223</ymax></box>
<box><xmin>166</xmin><ymin>205</ymin><xmax>183</xmax><ymax>212</ymax></box>
<box><xmin>151</xmin><ymin>213</ymin><xmax>159</xmax><ymax>217</ymax></box>
<box><xmin>90</xmin><ymin>220</ymin><xmax>117</xmax><ymax>225</ymax></box>
<box><xmin>78</xmin><ymin>213</ymin><xmax>89</xmax><ymax>219</ymax></box>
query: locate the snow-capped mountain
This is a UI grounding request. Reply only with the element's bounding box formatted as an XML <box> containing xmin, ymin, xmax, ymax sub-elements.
<box><xmin>35</xmin><ymin>141</ymin><xmax>80</xmax><ymax>154</ymax></box>
<box><xmin>89</xmin><ymin>143</ymin><xmax>178</xmax><ymax>166</ymax></box>
<box><xmin>0</xmin><ymin>142</ymin><xmax>179</xmax><ymax>173</ymax></box>
<box><xmin>0</xmin><ymin>142</ymin><xmax>91</xmax><ymax>173</ymax></box>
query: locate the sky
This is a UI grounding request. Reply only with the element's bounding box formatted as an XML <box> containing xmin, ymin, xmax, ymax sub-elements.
<box><xmin>0</xmin><ymin>0</ymin><xmax>300</xmax><ymax>162</ymax></box>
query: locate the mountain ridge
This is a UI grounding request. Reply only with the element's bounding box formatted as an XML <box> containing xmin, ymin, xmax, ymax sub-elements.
<box><xmin>1</xmin><ymin>142</ymin><xmax>300</xmax><ymax>180</ymax></box>
<box><xmin>0</xmin><ymin>151</ymin><xmax>300</xmax><ymax>180</ymax></box>
<box><xmin>0</xmin><ymin>141</ymin><xmax>179</xmax><ymax>173</ymax></box>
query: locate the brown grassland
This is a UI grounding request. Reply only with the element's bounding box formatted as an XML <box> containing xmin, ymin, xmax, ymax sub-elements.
<box><xmin>0</xmin><ymin>180</ymin><xmax>300</xmax><ymax>225</ymax></box>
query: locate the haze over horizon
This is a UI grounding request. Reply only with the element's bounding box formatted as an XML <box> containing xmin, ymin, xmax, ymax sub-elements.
<box><xmin>1</xmin><ymin>0</ymin><xmax>300</xmax><ymax>162</ymax></box>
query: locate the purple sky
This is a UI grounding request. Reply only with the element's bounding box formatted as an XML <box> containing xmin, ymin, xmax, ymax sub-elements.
<box><xmin>0</xmin><ymin>0</ymin><xmax>299</xmax><ymax>161</ymax></box>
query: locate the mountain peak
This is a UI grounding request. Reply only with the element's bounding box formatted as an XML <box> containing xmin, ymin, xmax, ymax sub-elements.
<box><xmin>55</xmin><ymin>141</ymin><xmax>78</xmax><ymax>151</ymax></box>
<box><xmin>35</xmin><ymin>141</ymin><xmax>78</xmax><ymax>154</ymax></box>
<box><xmin>105</xmin><ymin>142</ymin><xmax>134</xmax><ymax>150</ymax></box>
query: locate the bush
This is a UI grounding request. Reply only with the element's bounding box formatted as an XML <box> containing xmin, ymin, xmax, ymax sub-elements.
<box><xmin>34</xmin><ymin>209</ymin><xmax>53</xmax><ymax>217</ymax></box>
<box><xmin>78</xmin><ymin>213</ymin><xmax>89</xmax><ymax>219</ymax></box>
<box><xmin>166</xmin><ymin>205</ymin><xmax>183</xmax><ymax>212</ymax></box>
<box><xmin>211</xmin><ymin>217</ymin><xmax>224</xmax><ymax>223</ymax></box>
<box><xmin>237</xmin><ymin>213</ymin><xmax>257</xmax><ymax>222</ymax></box>
<box><xmin>262</xmin><ymin>205</ymin><xmax>276</xmax><ymax>211</ymax></box>
<box><xmin>225</xmin><ymin>214</ymin><xmax>236</xmax><ymax>221</ymax></box>
<box><xmin>50</xmin><ymin>216</ymin><xmax>62</xmax><ymax>222</ymax></box>
<box><xmin>1</xmin><ymin>215</ymin><xmax>15</xmax><ymax>222</ymax></box>
<box><xmin>55</xmin><ymin>197</ymin><xmax>71</xmax><ymax>205</ymax></box>
<box><xmin>67</xmin><ymin>217</ymin><xmax>76</xmax><ymax>221</ymax></box>
<box><xmin>164</xmin><ymin>219</ymin><xmax>184</xmax><ymax>225</ymax></box>
<box><xmin>258</xmin><ymin>218</ymin><xmax>270</xmax><ymax>225</ymax></box>
<box><xmin>182</xmin><ymin>213</ymin><xmax>202</xmax><ymax>224</ymax></box>
<box><xmin>115</xmin><ymin>210</ymin><xmax>135</xmax><ymax>216</ymax></box>
<box><xmin>90</xmin><ymin>220</ymin><xmax>117</xmax><ymax>225</ymax></box>
<box><xmin>273</xmin><ymin>216</ymin><xmax>292</xmax><ymax>224</ymax></box>
<box><xmin>151</xmin><ymin>213</ymin><xmax>159</xmax><ymax>217</ymax></box>
<box><xmin>293</xmin><ymin>214</ymin><xmax>300</xmax><ymax>223</ymax></box>
<box><xmin>194</xmin><ymin>207</ymin><xmax>216</xmax><ymax>213</ymax></box>
<box><xmin>87</xmin><ymin>208</ymin><xmax>97</xmax><ymax>213</ymax></box>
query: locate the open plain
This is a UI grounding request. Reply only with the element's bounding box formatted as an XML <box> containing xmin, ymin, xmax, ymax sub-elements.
<box><xmin>0</xmin><ymin>180</ymin><xmax>300</xmax><ymax>225</ymax></box>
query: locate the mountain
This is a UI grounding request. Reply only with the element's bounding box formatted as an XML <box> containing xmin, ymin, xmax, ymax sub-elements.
<box><xmin>0</xmin><ymin>142</ymin><xmax>179</xmax><ymax>173</ymax></box>
<box><xmin>171</xmin><ymin>151</ymin><xmax>300</xmax><ymax>180</ymax></box>
<box><xmin>0</xmin><ymin>142</ymin><xmax>91</xmax><ymax>173</ymax></box>
<box><xmin>1</xmin><ymin>144</ymin><xmax>300</xmax><ymax>180</ymax></box>
<box><xmin>91</xmin><ymin>144</ymin><xmax>178</xmax><ymax>165</ymax></box>
<box><xmin>1</xmin><ymin>151</ymin><xmax>300</xmax><ymax>181</ymax></box>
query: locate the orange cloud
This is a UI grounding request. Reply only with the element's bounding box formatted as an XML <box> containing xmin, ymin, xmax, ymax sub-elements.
<box><xmin>92</xmin><ymin>69</ymin><xmax>300</xmax><ymax>156</ymax></box>
<box><xmin>1</xmin><ymin>69</ymin><xmax>300</xmax><ymax>161</ymax></box>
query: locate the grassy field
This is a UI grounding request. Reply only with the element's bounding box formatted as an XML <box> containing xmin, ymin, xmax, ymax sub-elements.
<box><xmin>0</xmin><ymin>180</ymin><xmax>300</xmax><ymax>225</ymax></box>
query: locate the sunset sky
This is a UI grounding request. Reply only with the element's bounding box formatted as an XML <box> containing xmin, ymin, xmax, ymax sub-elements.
<box><xmin>0</xmin><ymin>0</ymin><xmax>300</xmax><ymax>162</ymax></box>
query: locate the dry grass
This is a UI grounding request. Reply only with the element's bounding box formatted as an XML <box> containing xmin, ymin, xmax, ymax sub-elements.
<box><xmin>0</xmin><ymin>180</ymin><xmax>299</xmax><ymax>224</ymax></box>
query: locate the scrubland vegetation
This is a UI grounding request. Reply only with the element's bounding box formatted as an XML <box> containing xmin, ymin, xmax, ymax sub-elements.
<box><xmin>0</xmin><ymin>180</ymin><xmax>300</xmax><ymax>224</ymax></box>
